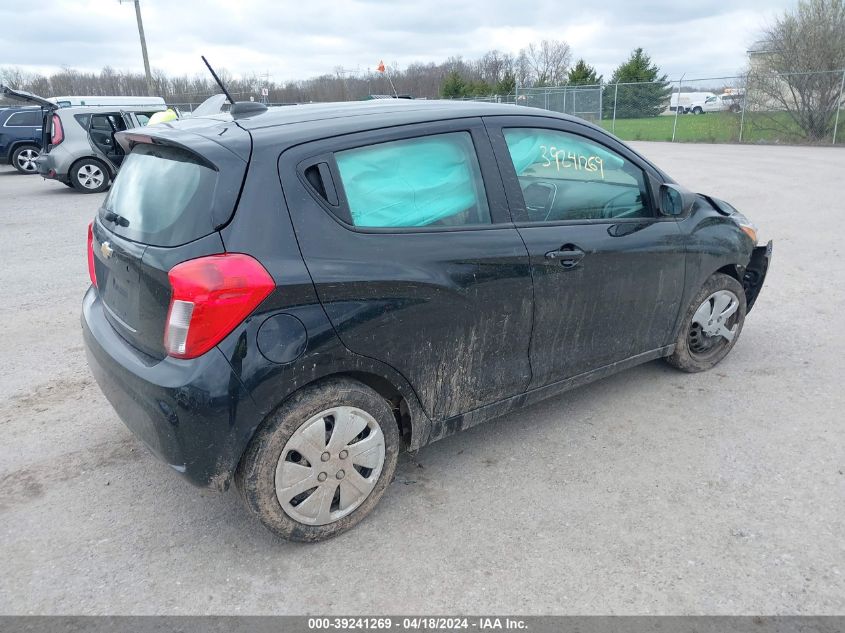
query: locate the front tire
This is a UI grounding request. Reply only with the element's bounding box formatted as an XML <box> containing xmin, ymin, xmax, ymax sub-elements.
<box><xmin>11</xmin><ymin>144</ymin><xmax>40</xmax><ymax>174</ymax></box>
<box><xmin>692</xmin><ymin>106</ymin><xmax>703</xmax><ymax>115</ymax></box>
<box><xmin>665</xmin><ymin>273</ymin><xmax>746</xmax><ymax>373</ymax></box>
<box><xmin>236</xmin><ymin>379</ymin><xmax>400</xmax><ymax>542</ymax></box>
<box><xmin>70</xmin><ymin>158</ymin><xmax>110</xmax><ymax>193</ymax></box>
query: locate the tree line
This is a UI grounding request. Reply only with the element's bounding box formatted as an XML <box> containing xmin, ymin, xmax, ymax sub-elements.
<box><xmin>1</xmin><ymin>42</ymin><xmax>669</xmax><ymax>113</ymax></box>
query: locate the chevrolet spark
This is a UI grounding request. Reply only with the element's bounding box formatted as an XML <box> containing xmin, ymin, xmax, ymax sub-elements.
<box><xmin>82</xmin><ymin>100</ymin><xmax>771</xmax><ymax>542</ymax></box>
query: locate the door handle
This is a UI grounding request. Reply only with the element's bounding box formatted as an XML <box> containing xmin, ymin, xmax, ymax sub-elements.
<box><xmin>545</xmin><ymin>245</ymin><xmax>585</xmax><ymax>268</ymax></box>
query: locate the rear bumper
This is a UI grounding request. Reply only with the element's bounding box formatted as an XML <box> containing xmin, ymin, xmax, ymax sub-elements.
<box><xmin>81</xmin><ymin>286</ymin><xmax>263</xmax><ymax>489</ymax></box>
<box><xmin>35</xmin><ymin>152</ymin><xmax>59</xmax><ymax>179</ymax></box>
<box><xmin>744</xmin><ymin>240</ymin><xmax>772</xmax><ymax>313</ymax></box>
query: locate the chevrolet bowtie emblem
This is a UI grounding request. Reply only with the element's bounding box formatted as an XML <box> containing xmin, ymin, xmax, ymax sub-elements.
<box><xmin>100</xmin><ymin>241</ymin><xmax>113</xmax><ymax>259</ymax></box>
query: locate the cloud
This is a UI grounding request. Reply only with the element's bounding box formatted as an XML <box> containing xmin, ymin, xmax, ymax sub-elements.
<box><xmin>0</xmin><ymin>0</ymin><xmax>793</xmax><ymax>82</ymax></box>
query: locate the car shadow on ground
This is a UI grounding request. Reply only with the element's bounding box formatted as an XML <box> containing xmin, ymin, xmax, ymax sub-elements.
<box><xmin>129</xmin><ymin>358</ymin><xmax>680</xmax><ymax>548</ymax></box>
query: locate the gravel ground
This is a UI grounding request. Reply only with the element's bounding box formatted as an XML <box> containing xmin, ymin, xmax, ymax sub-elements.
<box><xmin>0</xmin><ymin>142</ymin><xmax>843</xmax><ymax>615</ymax></box>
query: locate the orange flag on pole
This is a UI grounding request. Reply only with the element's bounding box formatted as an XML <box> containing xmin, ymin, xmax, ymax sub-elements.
<box><xmin>376</xmin><ymin>60</ymin><xmax>386</xmax><ymax>73</ymax></box>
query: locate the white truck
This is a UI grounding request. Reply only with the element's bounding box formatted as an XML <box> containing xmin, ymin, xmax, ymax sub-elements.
<box><xmin>699</xmin><ymin>93</ymin><xmax>743</xmax><ymax>113</ymax></box>
<box><xmin>669</xmin><ymin>92</ymin><xmax>715</xmax><ymax>114</ymax></box>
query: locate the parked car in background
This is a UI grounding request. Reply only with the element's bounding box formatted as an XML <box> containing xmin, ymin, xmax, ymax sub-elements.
<box><xmin>1</xmin><ymin>86</ymin><xmax>166</xmax><ymax>193</ymax></box>
<box><xmin>82</xmin><ymin>99</ymin><xmax>771</xmax><ymax>541</ymax></box>
<box><xmin>38</xmin><ymin>105</ymin><xmax>165</xmax><ymax>192</ymax></box>
<box><xmin>0</xmin><ymin>105</ymin><xmax>44</xmax><ymax>173</ymax></box>
<box><xmin>669</xmin><ymin>91</ymin><xmax>715</xmax><ymax>114</ymax></box>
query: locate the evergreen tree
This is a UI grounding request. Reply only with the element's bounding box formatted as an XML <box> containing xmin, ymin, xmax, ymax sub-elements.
<box><xmin>467</xmin><ymin>79</ymin><xmax>492</xmax><ymax>97</ymax></box>
<box><xmin>567</xmin><ymin>59</ymin><xmax>601</xmax><ymax>85</ymax></box>
<box><xmin>441</xmin><ymin>70</ymin><xmax>467</xmax><ymax>98</ymax></box>
<box><xmin>495</xmin><ymin>72</ymin><xmax>516</xmax><ymax>95</ymax></box>
<box><xmin>604</xmin><ymin>48</ymin><xmax>671</xmax><ymax>118</ymax></box>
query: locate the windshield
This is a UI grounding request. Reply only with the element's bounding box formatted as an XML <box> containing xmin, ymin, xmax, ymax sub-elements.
<box><xmin>100</xmin><ymin>144</ymin><xmax>218</xmax><ymax>247</ymax></box>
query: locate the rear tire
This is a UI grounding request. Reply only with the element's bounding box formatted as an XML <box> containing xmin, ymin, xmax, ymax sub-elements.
<box><xmin>70</xmin><ymin>158</ymin><xmax>110</xmax><ymax>193</ymax></box>
<box><xmin>236</xmin><ymin>378</ymin><xmax>401</xmax><ymax>542</ymax></box>
<box><xmin>665</xmin><ymin>273</ymin><xmax>746</xmax><ymax>373</ymax></box>
<box><xmin>11</xmin><ymin>144</ymin><xmax>40</xmax><ymax>174</ymax></box>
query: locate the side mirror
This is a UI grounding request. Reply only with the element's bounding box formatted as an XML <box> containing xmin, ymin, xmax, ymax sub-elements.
<box><xmin>659</xmin><ymin>183</ymin><xmax>696</xmax><ymax>217</ymax></box>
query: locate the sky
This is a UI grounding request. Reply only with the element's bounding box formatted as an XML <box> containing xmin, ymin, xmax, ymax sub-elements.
<box><xmin>0</xmin><ymin>0</ymin><xmax>794</xmax><ymax>83</ymax></box>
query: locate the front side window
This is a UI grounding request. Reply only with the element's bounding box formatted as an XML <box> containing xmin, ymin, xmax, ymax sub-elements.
<box><xmin>334</xmin><ymin>131</ymin><xmax>491</xmax><ymax>228</ymax></box>
<box><xmin>503</xmin><ymin>128</ymin><xmax>652</xmax><ymax>222</ymax></box>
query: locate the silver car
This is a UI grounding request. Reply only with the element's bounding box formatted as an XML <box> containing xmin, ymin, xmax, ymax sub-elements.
<box><xmin>1</xmin><ymin>87</ymin><xmax>164</xmax><ymax>193</ymax></box>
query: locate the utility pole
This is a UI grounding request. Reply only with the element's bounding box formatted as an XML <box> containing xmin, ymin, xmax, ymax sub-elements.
<box><xmin>119</xmin><ymin>0</ymin><xmax>154</xmax><ymax>96</ymax></box>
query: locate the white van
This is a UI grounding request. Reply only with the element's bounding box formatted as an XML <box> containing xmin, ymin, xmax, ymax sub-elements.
<box><xmin>48</xmin><ymin>96</ymin><xmax>166</xmax><ymax>109</ymax></box>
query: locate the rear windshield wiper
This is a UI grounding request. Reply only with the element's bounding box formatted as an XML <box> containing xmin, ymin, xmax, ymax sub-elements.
<box><xmin>103</xmin><ymin>211</ymin><xmax>130</xmax><ymax>227</ymax></box>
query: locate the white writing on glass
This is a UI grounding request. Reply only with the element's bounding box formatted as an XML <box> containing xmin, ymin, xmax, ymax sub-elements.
<box><xmin>539</xmin><ymin>145</ymin><xmax>605</xmax><ymax>179</ymax></box>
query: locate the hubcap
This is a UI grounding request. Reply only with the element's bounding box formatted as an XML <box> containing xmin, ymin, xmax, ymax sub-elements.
<box><xmin>275</xmin><ymin>406</ymin><xmax>386</xmax><ymax>526</ymax></box>
<box><xmin>77</xmin><ymin>164</ymin><xmax>104</xmax><ymax>189</ymax></box>
<box><xmin>689</xmin><ymin>290</ymin><xmax>739</xmax><ymax>354</ymax></box>
<box><xmin>16</xmin><ymin>148</ymin><xmax>39</xmax><ymax>172</ymax></box>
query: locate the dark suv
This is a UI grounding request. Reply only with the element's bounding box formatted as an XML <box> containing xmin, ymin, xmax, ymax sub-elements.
<box><xmin>82</xmin><ymin>100</ymin><xmax>771</xmax><ymax>542</ymax></box>
<box><xmin>0</xmin><ymin>105</ymin><xmax>44</xmax><ymax>173</ymax></box>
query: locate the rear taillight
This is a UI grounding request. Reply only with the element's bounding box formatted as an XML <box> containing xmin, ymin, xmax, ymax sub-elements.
<box><xmin>87</xmin><ymin>222</ymin><xmax>97</xmax><ymax>288</ymax></box>
<box><xmin>51</xmin><ymin>114</ymin><xmax>64</xmax><ymax>146</ymax></box>
<box><xmin>164</xmin><ymin>254</ymin><xmax>274</xmax><ymax>359</ymax></box>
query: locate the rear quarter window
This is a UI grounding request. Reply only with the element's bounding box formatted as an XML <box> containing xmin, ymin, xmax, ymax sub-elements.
<box><xmin>5</xmin><ymin>110</ymin><xmax>41</xmax><ymax>126</ymax></box>
<box><xmin>100</xmin><ymin>144</ymin><xmax>218</xmax><ymax>247</ymax></box>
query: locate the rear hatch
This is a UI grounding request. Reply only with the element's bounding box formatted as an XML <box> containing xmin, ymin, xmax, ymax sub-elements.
<box><xmin>0</xmin><ymin>86</ymin><xmax>56</xmax><ymax>151</ymax></box>
<box><xmin>90</xmin><ymin>121</ymin><xmax>252</xmax><ymax>360</ymax></box>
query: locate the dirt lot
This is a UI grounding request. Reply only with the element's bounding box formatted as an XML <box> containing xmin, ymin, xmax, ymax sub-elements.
<box><xmin>0</xmin><ymin>142</ymin><xmax>843</xmax><ymax>615</ymax></box>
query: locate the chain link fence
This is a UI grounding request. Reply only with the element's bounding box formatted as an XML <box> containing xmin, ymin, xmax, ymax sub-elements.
<box><xmin>459</xmin><ymin>71</ymin><xmax>845</xmax><ymax>145</ymax></box>
<box><xmin>168</xmin><ymin>70</ymin><xmax>844</xmax><ymax>145</ymax></box>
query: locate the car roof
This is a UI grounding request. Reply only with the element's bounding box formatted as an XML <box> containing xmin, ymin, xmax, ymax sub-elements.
<box><xmin>167</xmin><ymin>99</ymin><xmax>609</xmax><ymax>149</ymax></box>
<box><xmin>233</xmin><ymin>99</ymin><xmax>571</xmax><ymax>131</ymax></box>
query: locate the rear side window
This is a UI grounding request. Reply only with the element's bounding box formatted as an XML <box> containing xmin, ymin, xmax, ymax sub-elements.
<box><xmin>100</xmin><ymin>144</ymin><xmax>218</xmax><ymax>247</ymax></box>
<box><xmin>334</xmin><ymin>132</ymin><xmax>491</xmax><ymax>228</ymax></box>
<box><xmin>5</xmin><ymin>110</ymin><xmax>40</xmax><ymax>126</ymax></box>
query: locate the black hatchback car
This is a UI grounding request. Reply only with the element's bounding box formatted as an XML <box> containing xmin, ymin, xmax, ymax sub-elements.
<box><xmin>82</xmin><ymin>100</ymin><xmax>771</xmax><ymax>541</ymax></box>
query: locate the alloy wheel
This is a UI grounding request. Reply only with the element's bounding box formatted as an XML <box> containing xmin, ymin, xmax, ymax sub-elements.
<box><xmin>77</xmin><ymin>163</ymin><xmax>105</xmax><ymax>189</ymax></box>
<box><xmin>16</xmin><ymin>148</ymin><xmax>39</xmax><ymax>172</ymax></box>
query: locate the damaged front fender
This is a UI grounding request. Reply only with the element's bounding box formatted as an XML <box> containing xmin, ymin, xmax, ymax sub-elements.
<box><xmin>744</xmin><ymin>240</ymin><xmax>772</xmax><ymax>313</ymax></box>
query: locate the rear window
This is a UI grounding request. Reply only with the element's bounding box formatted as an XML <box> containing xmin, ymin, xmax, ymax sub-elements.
<box><xmin>100</xmin><ymin>144</ymin><xmax>218</xmax><ymax>247</ymax></box>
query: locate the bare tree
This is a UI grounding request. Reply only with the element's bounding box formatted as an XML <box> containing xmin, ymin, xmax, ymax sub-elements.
<box><xmin>750</xmin><ymin>0</ymin><xmax>845</xmax><ymax>141</ymax></box>
<box><xmin>1</xmin><ymin>42</ymin><xmax>573</xmax><ymax>105</ymax></box>
<box><xmin>521</xmin><ymin>39</ymin><xmax>572</xmax><ymax>86</ymax></box>
<box><xmin>478</xmin><ymin>50</ymin><xmax>507</xmax><ymax>84</ymax></box>
<box><xmin>514</xmin><ymin>50</ymin><xmax>532</xmax><ymax>88</ymax></box>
